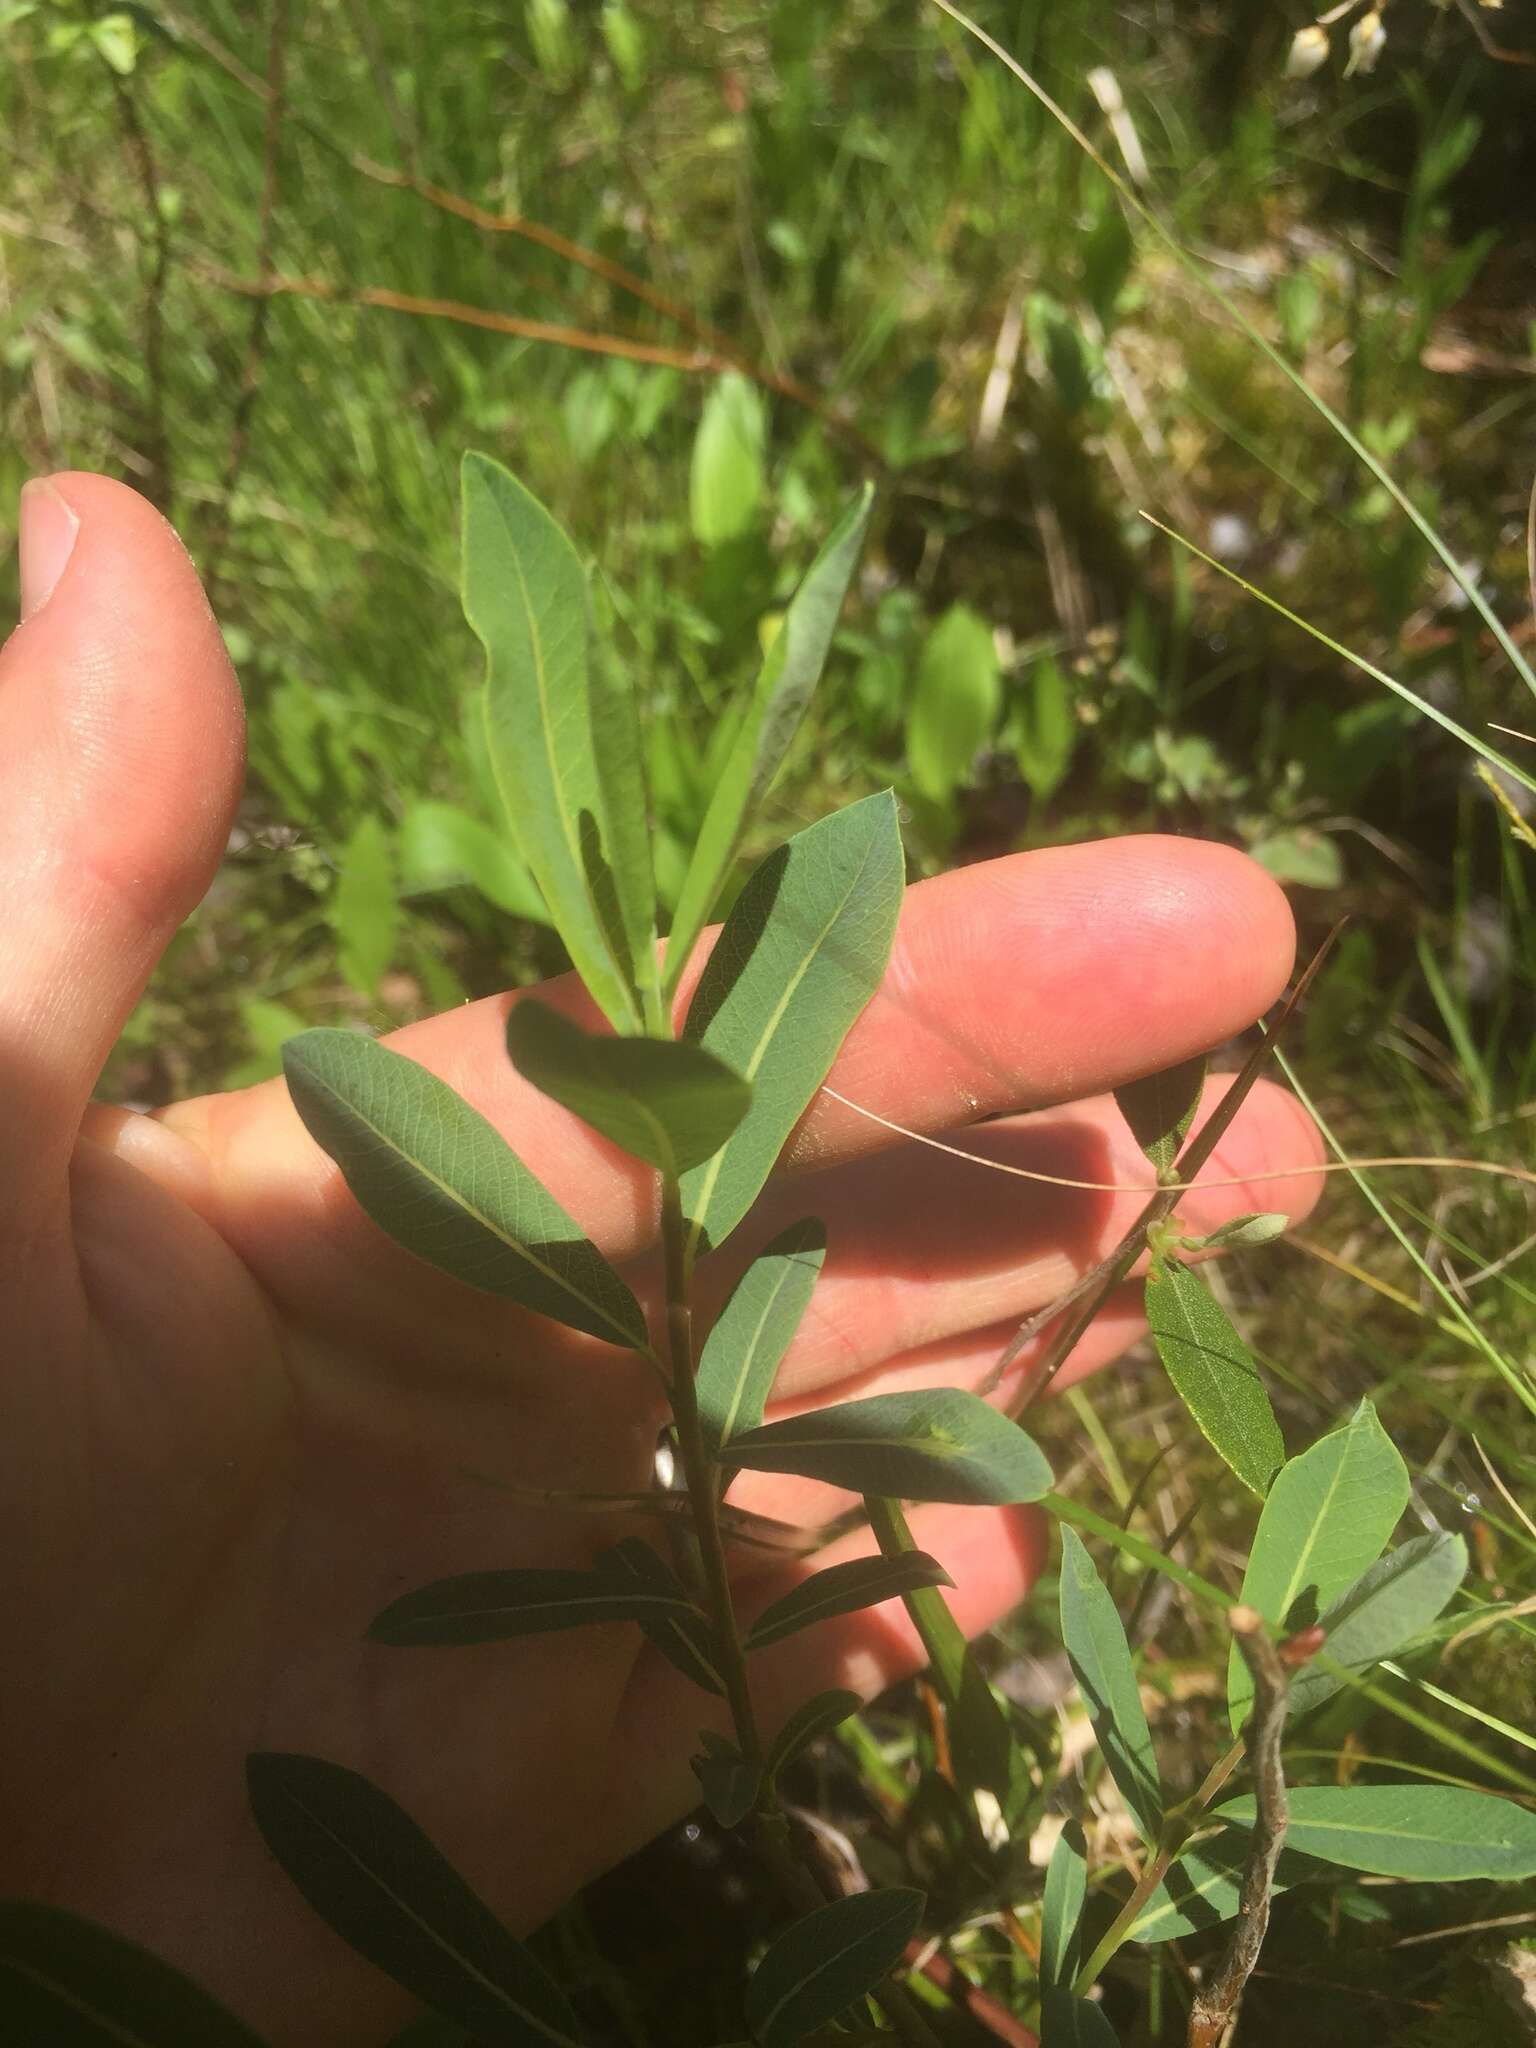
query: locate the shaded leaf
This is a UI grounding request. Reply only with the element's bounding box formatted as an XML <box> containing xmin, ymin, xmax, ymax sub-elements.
<box><xmin>398</xmin><ymin>801</ymin><xmax>548</xmax><ymax>923</ymax></box>
<box><xmin>1114</xmin><ymin>1055</ymin><xmax>1205</xmax><ymax>1176</ymax></box>
<box><xmin>1181</xmin><ymin>1212</ymin><xmax>1289</xmax><ymax>1252</ymax></box>
<box><xmin>1040</xmin><ymin>1990</ymin><xmax>1120</xmax><ymax>2047</ymax></box>
<box><xmin>744</xmin><ymin>1552</ymin><xmax>953</xmax><ymax>1653</ymax></box>
<box><xmin>691</xmin><ymin>1740</ymin><xmax>760</xmax><ymax>1828</ymax></box>
<box><xmin>1287</xmin><ymin>1532</ymin><xmax>1467</xmax><ymax>1723</ymax></box>
<box><xmin>506</xmin><ymin>999</ymin><xmax>750</xmax><ymax>1176</ymax></box>
<box><xmin>283</xmin><ymin>1030</ymin><xmax>647</xmax><ymax>1352</ymax></box>
<box><xmin>1217</xmin><ymin>1783</ymin><xmax>1536</xmax><ymax>1881</ymax></box>
<box><xmin>597</xmin><ymin>1539</ymin><xmax>725</xmax><ymax>1695</ymax></box>
<box><xmin>245</xmin><ymin>1755</ymin><xmax>584</xmax><ymax>2045</ymax></box>
<box><xmin>745</xmin><ymin>1888</ymin><xmax>924</xmax><ymax>2048</ymax></box>
<box><xmin>333</xmin><ymin>813</ymin><xmax>398</xmax><ymax>997</ymax></box>
<box><xmin>728</xmin><ymin>1389</ymin><xmax>1052</xmax><ymax>1506</ymax></box>
<box><xmin>1039</xmin><ymin>1822</ymin><xmax>1087</xmax><ymax>1996</ymax></box>
<box><xmin>697</xmin><ymin>1219</ymin><xmax>828</xmax><ymax>1456</ymax></box>
<box><xmin>765</xmin><ymin>1689</ymin><xmax>862</xmax><ymax>1784</ymax></box>
<box><xmin>1146</xmin><ymin>1256</ymin><xmax>1284</xmax><ymax>1498</ymax></box>
<box><xmin>666</xmin><ymin>487</ymin><xmax>875</xmax><ymax>995</ymax></box>
<box><xmin>681</xmin><ymin>793</ymin><xmax>906</xmax><ymax>1253</ymax></box>
<box><xmin>1130</xmin><ymin>1830</ymin><xmax>1319</xmax><ymax>1944</ymax></box>
<box><xmin>690</xmin><ymin>374</ymin><xmax>766</xmax><ymax>546</ymax></box>
<box><xmin>462</xmin><ymin>452</ymin><xmax>652</xmax><ymax>1032</ymax></box>
<box><xmin>367</xmin><ymin>1567</ymin><xmax>700</xmax><ymax>1647</ymax></box>
<box><xmin>1230</xmin><ymin>1400</ymin><xmax>1407</xmax><ymax>1729</ymax></box>
<box><xmin>0</xmin><ymin>1903</ymin><xmax>269</xmax><ymax>2047</ymax></box>
<box><xmin>906</xmin><ymin>603</ymin><xmax>1000</xmax><ymax>804</ymax></box>
<box><xmin>1058</xmin><ymin>1528</ymin><xmax>1162</xmax><ymax>1842</ymax></box>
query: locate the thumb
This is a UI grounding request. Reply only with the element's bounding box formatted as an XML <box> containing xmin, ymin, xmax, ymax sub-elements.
<box><xmin>0</xmin><ymin>474</ymin><xmax>244</xmax><ymax>1211</ymax></box>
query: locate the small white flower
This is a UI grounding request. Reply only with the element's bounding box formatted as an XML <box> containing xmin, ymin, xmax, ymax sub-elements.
<box><xmin>1285</xmin><ymin>25</ymin><xmax>1330</xmax><ymax>79</ymax></box>
<box><xmin>1345</xmin><ymin>10</ymin><xmax>1386</xmax><ymax>76</ymax></box>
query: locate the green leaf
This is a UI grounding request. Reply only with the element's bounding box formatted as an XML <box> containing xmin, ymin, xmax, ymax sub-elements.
<box><xmin>462</xmin><ymin>452</ymin><xmax>654</xmax><ymax>1033</ymax></box>
<box><xmin>1039</xmin><ymin>1822</ymin><xmax>1088</xmax><ymax>1996</ymax></box>
<box><xmin>1113</xmin><ymin>1055</ymin><xmax>1205</xmax><ymax>1176</ymax></box>
<box><xmin>1058</xmin><ymin>1528</ymin><xmax>1162</xmax><ymax>1841</ymax></box>
<box><xmin>282</xmin><ymin>1029</ymin><xmax>647</xmax><ymax>1351</ymax></box>
<box><xmin>764</xmin><ymin>1689</ymin><xmax>862</xmax><ymax>1784</ymax></box>
<box><xmin>1146</xmin><ymin>1257</ymin><xmax>1284</xmax><ymax>1497</ymax></box>
<box><xmin>398</xmin><ymin>801</ymin><xmax>548</xmax><ymax>923</ymax></box>
<box><xmin>745</xmin><ymin>1889</ymin><xmax>924</xmax><ymax>2048</ymax></box>
<box><xmin>1040</xmin><ymin>1990</ymin><xmax>1120</xmax><ymax>2048</ymax></box>
<box><xmin>681</xmin><ymin>793</ymin><xmax>906</xmax><ymax>1253</ymax></box>
<box><xmin>1287</xmin><ymin>1532</ymin><xmax>1468</xmax><ymax>1723</ymax></box>
<box><xmin>600</xmin><ymin>0</ymin><xmax>645</xmax><ymax>89</ymax></box>
<box><xmin>1216</xmin><ymin>1783</ymin><xmax>1536</xmax><ymax>1881</ymax></box>
<box><xmin>1130</xmin><ymin>1830</ymin><xmax>1318</xmax><ymax>1944</ymax></box>
<box><xmin>367</xmin><ymin>1567</ymin><xmax>701</xmax><ymax>1647</ymax></box>
<box><xmin>1179</xmin><ymin>1212</ymin><xmax>1289</xmax><ymax>1252</ymax></box>
<box><xmin>905</xmin><ymin>603</ymin><xmax>1000</xmax><ymax>804</ymax></box>
<box><xmin>597</xmin><ymin>1539</ymin><xmax>725</xmax><ymax>1695</ymax></box>
<box><xmin>1230</xmin><ymin>1400</ymin><xmax>1408</xmax><ymax>1730</ymax></box>
<box><xmin>1248</xmin><ymin>828</ymin><xmax>1343</xmax><ymax>891</ymax></box>
<box><xmin>697</xmin><ymin>1219</ymin><xmax>828</xmax><ymax>1456</ymax></box>
<box><xmin>665</xmin><ymin>487</ymin><xmax>875</xmax><ymax>995</ymax></box>
<box><xmin>244</xmin><ymin>1755</ymin><xmax>585</xmax><ymax>2046</ymax></box>
<box><xmin>1014</xmin><ymin>653</ymin><xmax>1076</xmax><ymax>802</ymax></box>
<box><xmin>0</xmin><ymin>1903</ymin><xmax>269</xmax><ymax>2047</ymax></box>
<box><xmin>744</xmin><ymin>1552</ymin><xmax>953</xmax><ymax>1652</ymax></box>
<box><xmin>332</xmin><ymin>814</ymin><xmax>399</xmax><ymax>996</ymax></box>
<box><xmin>690</xmin><ymin>373</ymin><xmax>766</xmax><ymax>546</ymax></box>
<box><xmin>727</xmin><ymin>1389</ymin><xmax>1053</xmax><ymax>1506</ymax></box>
<box><xmin>506</xmin><ymin>999</ymin><xmax>750</xmax><ymax>1176</ymax></box>
<box><xmin>691</xmin><ymin>1737</ymin><xmax>760</xmax><ymax>1828</ymax></box>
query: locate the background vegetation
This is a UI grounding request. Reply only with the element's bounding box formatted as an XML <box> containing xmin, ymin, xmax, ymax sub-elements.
<box><xmin>3</xmin><ymin>1</ymin><xmax>1535</xmax><ymax>2042</ymax></box>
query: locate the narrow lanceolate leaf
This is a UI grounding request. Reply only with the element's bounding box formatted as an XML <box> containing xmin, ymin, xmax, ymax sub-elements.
<box><xmin>727</xmin><ymin>1389</ymin><xmax>1053</xmax><ymax>1506</ymax></box>
<box><xmin>0</xmin><ymin>1903</ymin><xmax>269</xmax><ymax>2047</ymax></box>
<box><xmin>697</xmin><ymin>1219</ymin><xmax>828</xmax><ymax>1457</ymax></box>
<box><xmin>744</xmin><ymin>1553</ymin><xmax>952</xmax><ymax>1653</ymax></box>
<box><xmin>462</xmin><ymin>452</ymin><xmax>653</xmax><ymax>1032</ymax></box>
<box><xmin>245</xmin><ymin>1755</ymin><xmax>584</xmax><ymax>2047</ymax></box>
<box><xmin>1146</xmin><ymin>1256</ymin><xmax>1284</xmax><ymax>1498</ymax></box>
<box><xmin>691</xmin><ymin>1739</ymin><xmax>760</xmax><ymax>1828</ymax></box>
<box><xmin>765</xmin><ymin>1689</ymin><xmax>862</xmax><ymax>1784</ymax></box>
<box><xmin>1286</xmin><ymin>1532</ymin><xmax>1467</xmax><ymax>1724</ymax></box>
<box><xmin>1058</xmin><ymin>1529</ymin><xmax>1162</xmax><ymax>1842</ymax></box>
<box><xmin>680</xmin><ymin>793</ymin><xmax>905</xmax><ymax>1254</ymax></box>
<box><xmin>1130</xmin><ymin>1830</ymin><xmax>1318</xmax><ymax>1945</ymax></box>
<box><xmin>597</xmin><ymin>1540</ymin><xmax>725</xmax><ymax>1695</ymax></box>
<box><xmin>665</xmin><ymin>486</ymin><xmax>875</xmax><ymax>995</ymax></box>
<box><xmin>1114</xmin><ymin>1055</ymin><xmax>1206</xmax><ymax>1177</ymax></box>
<box><xmin>1230</xmin><ymin>1399</ymin><xmax>1408</xmax><ymax>1730</ymax></box>
<box><xmin>1039</xmin><ymin>1822</ymin><xmax>1088</xmax><ymax>1996</ymax></box>
<box><xmin>1216</xmin><ymin>1783</ymin><xmax>1536</xmax><ymax>1881</ymax></box>
<box><xmin>1039</xmin><ymin>1990</ymin><xmax>1121</xmax><ymax>2048</ymax></box>
<box><xmin>283</xmin><ymin>1030</ymin><xmax>647</xmax><ymax>1352</ymax></box>
<box><xmin>505</xmin><ymin>999</ymin><xmax>750</xmax><ymax>1176</ymax></box>
<box><xmin>367</xmin><ymin>1568</ymin><xmax>700</xmax><ymax>1647</ymax></box>
<box><xmin>744</xmin><ymin>1888</ymin><xmax>924</xmax><ymax>2048</ymax></box>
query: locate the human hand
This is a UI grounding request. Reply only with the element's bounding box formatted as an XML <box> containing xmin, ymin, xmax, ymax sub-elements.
<box><xmin>1</xmin><ymin>474</ymin><xmax>1324</xmax><ymax>2044</ymax></box>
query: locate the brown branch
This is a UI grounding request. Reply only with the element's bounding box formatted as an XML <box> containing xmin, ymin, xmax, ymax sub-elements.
<box><xmin>1187</xmin><ymin>1608</ymin><xmax>1292</xmax><ymax>2048</ymax></box>
<box><xmin>107</xmin><ymin>67</ymin><xmax>173</xmax><ymax>511</ymax></box>
<box><xmin>203</xmin><ymin>0</ymin><xmax>291</xmax><ymax>603</ymax></box>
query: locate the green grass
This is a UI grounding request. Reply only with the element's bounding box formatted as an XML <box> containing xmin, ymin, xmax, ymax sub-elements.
<box><xmin>4</xmin><ymin>2</ymin><xmax>1536</xmax><ymax>2041</ymax></box>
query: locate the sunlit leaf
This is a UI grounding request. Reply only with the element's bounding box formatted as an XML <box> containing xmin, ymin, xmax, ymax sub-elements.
<box><xmin>1217</xmin><ymin>1783</ymin><xmax>1536</xmax><ymax>1881</ymax></box>
<box><xmin>398</xmin><ymin>801</ymin><xmax>547</xmax><ymax>923</ymax></box>
<box><xmin>690</xmin><ymin>373</ymin><xmax>766</xmax><ymax>546</ymax></box>
<box><xmin>0</xmin><ymin>1903</ymin><xmax>269</xmax><ymax>2047</ymax></box>
<box><xmin>1039</xmin><ymin>1822</ymin><xmax>1087</xmax><ymax>1996</ymax></box>
<box><xmin>506</xmin><ymin>999</ymin><xmax>750</xmax><ymax>1176</ymax></box>
<box><xmin>681</xmin><ymin>793</ymin><xmax>905</xmax><ymax>1253</ymax></box>
<box><xmin>245</xmin><ymin>1755</ymin><xmax>584</xmax><ymax>2045</ymax></box>
<box><xmin>332</xmin><ymin>813</ymin><xmax>398</xmax><ymax>997</ymax></box>
<box><xmin>697</xmin><ymin>1219</ymin><xmax>828</xmax><ymax>1456</ymax></box>
<box><xmin>1014</xmin><ymin>653</ymin><xmax>1076</xmax><ymax>803</ymax></box>
<box><xmin>367</xmin><ymin>1567</ymin><xmax>701</xmax><ymax>1647</ymax></box>
<box><xmin>727</xmin><ymin>1389</ymin><xmax>1052</xmax><ymax>1506</ymax></box>
<box><xmin>665</xmin><ymin>487</ymin><xmax>875</xmax><ymax>993</ymax></box>
<box><xmin>462</xmin><ymin>452</ymin><xmax>654</xmax><ymax>1032</ymax></box>
<box><xmin>1287</xmin><ymin>1532</ymin><xmax>1467</xmax><ymax>1723</ymax></box>
<box><xmin>1058</xmin><ymin>1528</ymin><xmax>1162</xmax><ymax>1841</ymax></box>
<box><xmin>1146</xmin><ymin>1256</ymin><xmax>1284</xmax><ymax>1497</ymax></box>
<box><xmin>1113</xmin><ymin>1055</ymin><xmax>1205</xmax><ymax>1176</ymax></box>
<box><xmin>905</xmin><ymin>603</ymin><xmax>1000</xmax><ymax>804</ymax></box>
<box><xmin>764</xmin><ymin>1689</ymin><xmax>862</xmax><ymax>1784</ymax></box>
<box><xmin>744</xmin><ymin>1552</ymin><xmax>953</xmax><ymax>1652</ymax></box>
<box><xmin>1130</xmin><ymin>1830</ymin><xmax>1318</xmax><ymax>1944</ymax></box>
<box><xmin>745</xmin><ymin>1888</ymin><xmax>923</xmax><ymax>2048</ymax></box>
<box><xmin>1230</xmin><ymin>1400</ymin><xmax>1407</xmax><ymax>1729</ymax></box>
<box><xmin>283</xmin><ymin>1031</ymin><xmax>648</xmax><ymax>1351</ymax></box>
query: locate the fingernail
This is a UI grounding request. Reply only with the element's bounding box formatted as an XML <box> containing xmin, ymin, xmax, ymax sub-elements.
<box><xmin>19</xmin><ymin>478</ymin><xmax>80</xmax><ymax>621</ymax></box>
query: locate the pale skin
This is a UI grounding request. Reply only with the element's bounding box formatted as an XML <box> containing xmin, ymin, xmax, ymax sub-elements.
<box><xmin>1</xmin><ymin>473</ymin><xmax>1325</xmax><ymax>2044</ymax></box>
